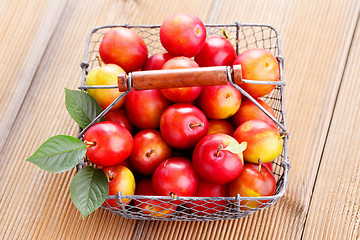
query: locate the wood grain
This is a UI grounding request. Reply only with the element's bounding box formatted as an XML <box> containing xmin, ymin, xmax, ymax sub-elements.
<box><xmin>302</xmin><ymin>16</ymin><xmax>360</xmax><ymax>240</ymax></box>
<box><xmin>0</xmin><ymin>0</ymin><xmax>213</xmax><ymax>239</ymax></box>
<box><xmin>118</xmin><ymin>66</ymin><xmax>238</xmax><ymax>91</ymax></box>
<box><xmin>128</xmin><ymin>0</ymin><xmax>360</xmax><ymax>239</ymax></box>
<box><xmin>0</xmin><ymin>0</ymin><xmax>66</xmax><ymax>154</ymax></box>
<box><xmin>0</xmin><ymin>0</ymin><xmax>360</xmax><ymax>239</ymax></box>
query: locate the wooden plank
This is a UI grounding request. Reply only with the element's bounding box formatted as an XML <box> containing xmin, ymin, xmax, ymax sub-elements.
<box><xmin>0</xmin><ymin>1</ymin><xmax>359</xmax><ymax>240</ymax></box>
<box><xmin>0</xmin><ymin>0</ymin><xmax>67</xmax><ymax>154</ymax></box>
<box><xmin>195</xmin><ymin>1</ymin><xmax>360</xmax><ymax>239</ymax></box>
<box><xmin>130</xmin><ymin>0</ymin><xmax>360</xmax><ymax>239</ymax></box>
<box><xmin>302</xmin><ymin>15</ymin><xmax>360</xmax><ymax>240</ymax></box>
<box><xmin>0</xmin><ymin>0</ymin><xmax>214</xmax><ymax>239</ymax></box>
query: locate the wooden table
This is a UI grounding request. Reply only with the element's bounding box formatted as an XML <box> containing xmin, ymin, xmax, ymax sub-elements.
<box><xmin>1</xmin><ymin>0</ymin><xmax>359</xmax><ymax>239</ymax></box>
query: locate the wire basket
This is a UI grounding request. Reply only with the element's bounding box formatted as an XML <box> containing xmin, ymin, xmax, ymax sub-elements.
<box><xmin>78</xmin><ymin>22</ymin><xmax>290</xmax><ymax>221</ymax></box>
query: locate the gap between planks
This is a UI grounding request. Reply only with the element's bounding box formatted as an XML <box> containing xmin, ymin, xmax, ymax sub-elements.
<box><xmin>0</xmin><ymin>0</ymin><xmax>68</xmax><ymax>157</ymax></box>
<box><xmin>300</xmin><ymin>10</ymin><xmax>360</xmax><ymax>240</ymax></box>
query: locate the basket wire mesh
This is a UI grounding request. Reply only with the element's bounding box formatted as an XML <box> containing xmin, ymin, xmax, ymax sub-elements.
<box><xmin>78</xmin><ymin>22</ymin><xmax>290</xmax><ymax>221</ymax></box>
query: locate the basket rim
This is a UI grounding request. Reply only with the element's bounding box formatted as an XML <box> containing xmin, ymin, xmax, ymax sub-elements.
<box><xmin>81</xmin><ymin>22</ymin><xmax>283</xmax><ymax>72</ymax></box>
<box><xmin>77</xmin><ymin>22</ymin><xmax>290</xmax><ymax>220</ymax></box>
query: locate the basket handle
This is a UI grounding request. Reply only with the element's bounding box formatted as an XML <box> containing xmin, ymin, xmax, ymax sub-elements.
<box><xmin>117</xmin><ymin>65</ymin><xmax>242</xmax><ymax>92</ymax></box>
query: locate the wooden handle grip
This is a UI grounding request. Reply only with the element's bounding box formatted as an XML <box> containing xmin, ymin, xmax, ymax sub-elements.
<box><xmin>118</xmin><ymin>65</ymin><xmax>242</xmax><ymax>92</ymax></box>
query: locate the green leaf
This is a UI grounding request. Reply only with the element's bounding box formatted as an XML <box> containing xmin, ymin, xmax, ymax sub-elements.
<box><xmin>26</xmin><ymin>135</ymin><xmax>87</xmax><ymax>173</ymax></box>
<box><xmin>224</xmin><ymin>141</ymin><xmax>247</xmax><ymax>154</ymax></box>
<box><xmin>65</xmin><ymin>88</ymin><xmax>103</xmax><ymax>129</ymax></box>
<box><xmin>70</xmin><ymin>166</ymin><xmax>109</xmax><ymax>219</ymax></box>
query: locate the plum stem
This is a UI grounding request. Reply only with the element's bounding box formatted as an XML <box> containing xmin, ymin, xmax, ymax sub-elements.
<box><xmin>222</xmin><ymin>29</ymin><xmax>232</xmax><ymax>40</ymax></box>
<box><xmin>170</xmin><ymin>192</ymin><xmax>177</xmax><ymax>200</ymax></box>
<box><xmin>96</xmin><ymin>55</ymin><xmax>102</xmax><ymax>67</ymax></box>
<box><xmin>258</xmin><ymin>159</ymin><xmax>262</xmax><ymax>172</ymax></box>
<box><xmin>146</xmin><ymin>148</ymin><xmax>155</xmax><ymax>158</ymax></box>
<box><xmin>280</xmin><ymin>132</ymin><xmax>288</xmax><ymax>139</ymax></box>
<box><xmin>107</xmin><ymin>171</ymin><xmax>114</xmax><ymax>181</ymax></box>
<box><xmin>189</xmin><ymin>122</ymin><xmax>204</xmax><ymax>129</ymax></box>
<box><xmin>84</xmin><ymin>140</ymin><xmax>95</xmax><ymax>146</ymax></box>
<box><xmin>215</xmin><ymin>144</ymin><xmax>223</xmax><ymax>157</ymax></box>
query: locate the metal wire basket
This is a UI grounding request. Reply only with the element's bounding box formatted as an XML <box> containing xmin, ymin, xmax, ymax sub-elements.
<box><xmin>78</xmin><ymin>22</ymin><xmax>290</xmax><ymax>221</ymax></box>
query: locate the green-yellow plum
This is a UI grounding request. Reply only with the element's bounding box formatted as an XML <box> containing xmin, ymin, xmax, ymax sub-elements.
<box><xmin>85</xmin><ymin>64</ymin><xmax>125</xmax><ymax>110</ymax></box>
<box><xmin>101</xmin><ymin>165</ymin><xmax>136</xmax><ymax>207</ymax></box>
<box><xmin>233</xmin><ymin>119</ymin><xmax>283</xmax><ymax>163</ymax></box>
<box><xmin>229</xmin><ymin>162</ymin><xmax>276</xmax><ymax>209</ymax></box>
